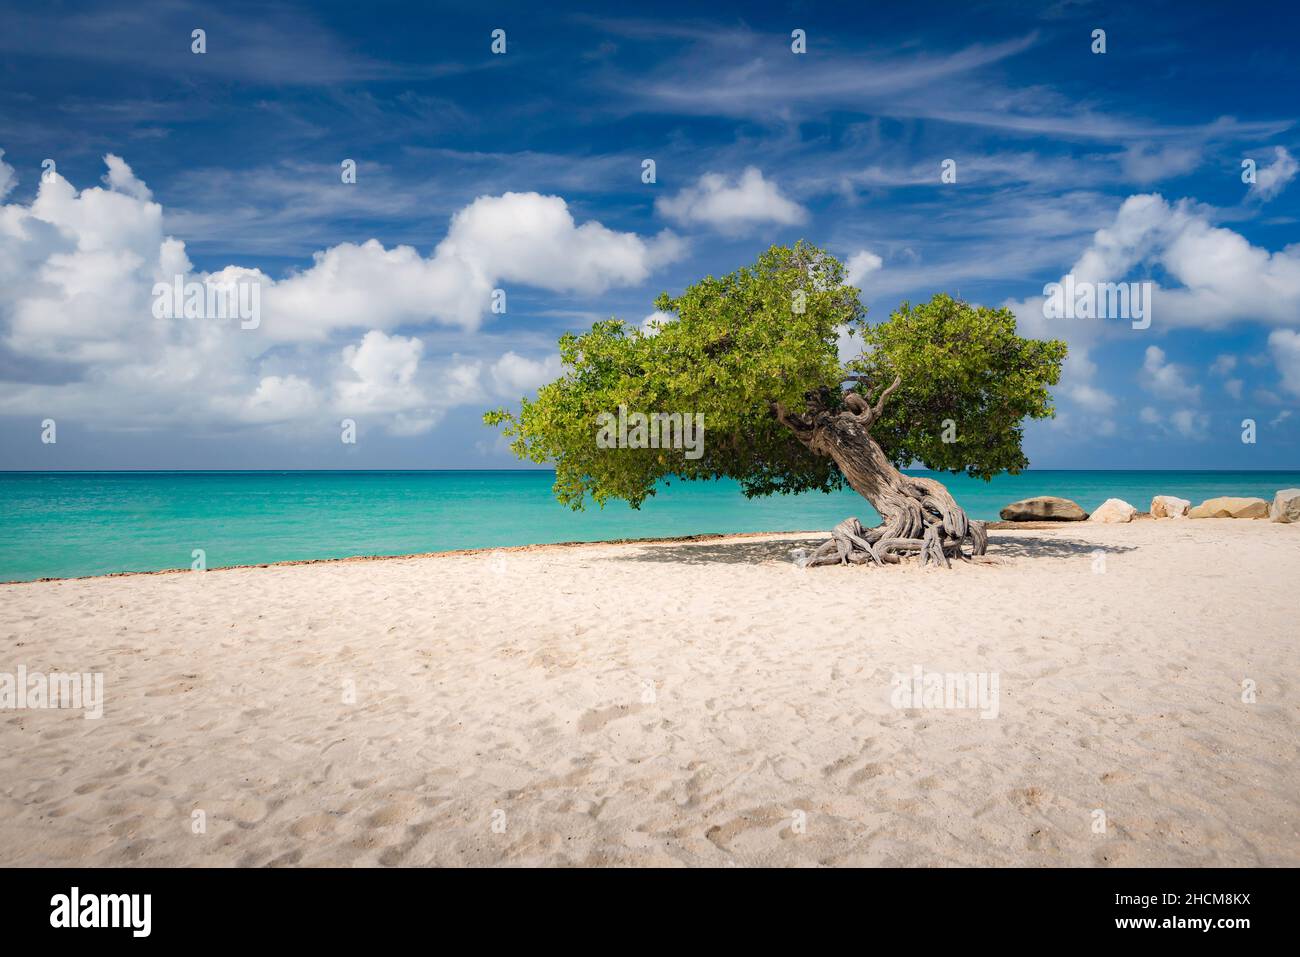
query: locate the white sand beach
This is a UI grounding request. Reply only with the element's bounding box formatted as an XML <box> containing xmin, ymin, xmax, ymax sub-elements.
<box><xmin>1</xmin><ymin>519</ymin><xmax>1297</xmax><ymax>867</ymax></box>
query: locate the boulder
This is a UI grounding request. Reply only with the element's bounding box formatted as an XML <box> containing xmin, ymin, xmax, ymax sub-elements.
<box><xmin>1150</xmin><ymin>495</ymin><xmax>1191</xmax><ymax>519</ymax></box>
<box><xmin>1088</xmin><ymin>498</ymin><xmax>1137</xmax><ymax>523</ymax></box>
<box><xmin>999</xmin><ymin>496</ymin><xmax>1088</xmax><ymax>522</ymax></box>
<box><xmin>1269</xmin><ymin>488</ymin><xmax>1300</xmax><ymax>524</ymax></box>
<box><xmin>1188</xmin><ymin>496</ymin><xmax>1270</xmax><ymax>519</ymax></box>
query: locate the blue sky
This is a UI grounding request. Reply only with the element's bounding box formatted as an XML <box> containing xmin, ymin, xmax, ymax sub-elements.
<box><xmin>1</xmin><ymin>0</ymin><xmax>1298</xmax><ymax>470</ymax></box>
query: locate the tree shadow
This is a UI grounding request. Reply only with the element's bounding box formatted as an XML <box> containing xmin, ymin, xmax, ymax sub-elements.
<box><xmin>609</xmin><ymin>532</ymin><xmax>1138</xmax><ymax>566</ymax></box>
<box><xmin>984</xmin><ymin>535</ymin><xmax>1138</xmax><ymax>559</ymax></box>
<box><xmin>613</xmin><ymin>536</ymin><xmax>828</xmax><ymax>566</ymax></box>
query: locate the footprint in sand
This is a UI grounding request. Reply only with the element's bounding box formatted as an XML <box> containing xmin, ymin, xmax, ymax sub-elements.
<box><xmin>576</xmin><ymin>702</ymin><xmax>645</xmax><ymax>734</ymax></box>
<box><xmin>288</xmin><ymin>812</ymin><xmax>338</xmax><ymax>839</ymax></box>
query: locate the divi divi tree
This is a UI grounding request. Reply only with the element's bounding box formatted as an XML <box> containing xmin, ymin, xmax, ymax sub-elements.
<box><xmin>485</xmin><ymin>242</ymin><xmax>1066</xmax><ymax>568</ymax></box>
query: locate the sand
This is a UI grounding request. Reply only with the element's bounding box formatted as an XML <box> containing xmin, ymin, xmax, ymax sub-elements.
<box><xmin>1</xmin><ymin>519</ymin><xmax>1296</xmax><ymax>867</ymax></box>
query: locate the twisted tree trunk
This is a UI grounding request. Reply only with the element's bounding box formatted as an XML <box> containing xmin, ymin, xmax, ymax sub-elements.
<box><xmin>771</xmin><ymin>378</ymin><xmax>987</xmax><ymax>568</ymax></box>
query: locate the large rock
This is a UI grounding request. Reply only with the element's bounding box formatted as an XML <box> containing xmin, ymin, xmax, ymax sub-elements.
<box><xmin>999</xmin><ymin>496</ymin><xmax>1088</xmax><ymax>522</ymax></box>
<box><xmin>1188</xmin><ymin>496</ymin><xmax>1270</xmax><ymax>519</ymax></box>
<box><xmin>1150</xmin><ymin>495</ymin><xmax>1191</xmax><ymax>519</ymax></box>
<box><xmin>1088</xmin><ymin>498</ymin><xmax>1137</xmax><ymax>523</ymax></box>
<box><xmin>1270</xmin><ymin>488</ymin><xmax>1300</xmax><ymax>523</ymax></box>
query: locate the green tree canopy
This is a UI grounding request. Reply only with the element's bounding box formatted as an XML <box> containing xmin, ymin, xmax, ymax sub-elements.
<box><xmin>485</xmin><ymin>242</ymin><xmax>1066</xmax><ymax>511</ymax></box>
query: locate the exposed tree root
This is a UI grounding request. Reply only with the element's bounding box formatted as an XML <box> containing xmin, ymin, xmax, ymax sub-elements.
<box><xmin>796</xmin><ymin>513</ymin><xmax>988</xmax><ymax>569</ymax></box>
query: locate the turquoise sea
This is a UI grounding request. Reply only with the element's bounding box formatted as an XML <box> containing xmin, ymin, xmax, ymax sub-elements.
<box><xmin>1</xmin><ymin>470</ymin><xmax>1296</xmax><ymax>582</ymax></box>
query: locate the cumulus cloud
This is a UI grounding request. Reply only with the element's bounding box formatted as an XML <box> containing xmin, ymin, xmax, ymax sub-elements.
<box><xmin>446</xmin><ymin>192</ymin><xmax>684</xmax><ymax>295</ymax></box>
<box><xmin>1207</xmin><ymin>353</ymin><xmax>1245</xmax><ymax>399</ymax></box>
<box><xmin>332</xmin><ymin>331</ymin><xmax>493</xmax><ymax>436</ymax></box>
<box><xmin>221</xmin><ymin>374</ymin><xmax>320</xmax><ymax>425</ymax></box>
<box><xmin>489</xmin><ymin>351</ymin><xmax>562</xmax><ymax>396</ymax></box>
<box><xmin>1054</xmin><ymin>346</ymin><xmax>1117</xmax><ymax>435</ymax></box>
<box><xmin>845</xmin><ymin>250</ymin><xmax>883</xmax><ymax>287</ymax></box>
<box><xmin>263</xmin><ymin>191</ymin><xmax>683</xmax><ymax>342</ymax></box>
<box><xmin>101</xmin><ymin>153</ymin><xmax>153</xmax><ymax>202</ymax></box>
<box><xmin>1137</xmin><ymin>346</ymin><xmax>1208</xmax><ymax>440</ymax></box>
<box><xmin>1007</xmin><ymin>191</ymin><xmax>1300</xmax><ymax>433</ymax></box>
<box><xmin>1140</xmin><ymin>345</ymin><xmax>1201</xmax><ymax>403</ymax></box>
<box><xmin>656</xmin><ymin>167</ymin><xmax>807</xmax><ymax>234</ymax></box>
<box><xmin>0</xmin><ymin>153</ymin><xmax>673</xmax><ymax>435</ymax></box>
<box><xmin>1140</xmin><ymin>404</ymin><xmax>1208</xmax><ymax>440</ymax></box>
<box><xmin>335</xmin><ymin>331</ymin><xmax>427</xmax><ymax>415</ymax></box>
<box><xmin>1010</xmin><ymin>188</ymin><xmax>1300</xmax><ymax>421</ymax></box>
<box><xmin>1249</xmin><ymin>146</ymin><xmax>1298</xmax><ymax>202</ymax></box>
<box><xmin>1067</xmin><ymin>381</ymin><xmax>1117</xmax><ymax>414</ymax></box>
<box><xmin>1073</xmin><ymin>193</ymin><xmax>1300</xmax><ymax>330</ymax></box>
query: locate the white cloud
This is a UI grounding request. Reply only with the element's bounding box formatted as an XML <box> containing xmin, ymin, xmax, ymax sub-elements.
<box><xmin>1006</xmin><ymin>193</ymin><xmax>1300</xmax><ymax>433</ymax></box>
<box><xmin>101</xmin><ymin>153</ymin><xmax>153</xmax><ymax>202</ymax></box>
<box><xmin>1171</xmin><ymin>409</ymin><xmax>1207</xmax><ymax>438</ymax></box>
<box><xmin>265</xmin><ymin>239</ymin><xmax>485</xmax><ymax>341</ymax></box>
<box><xmin>1009</xmin><ymin>193</ymin><xmax>1300</xmax><ymax>354</ymax></box>
<box><xmin>222</xmin><ymin>374</ymin><xmax>320</xmax><ymax>425</ymax></box>
<box><xmin>445</xmin><ymin>192</ymin><xmax>684</xmax><ymax>295</ymax></box>
<box><xmin>1067</xmin><ymin>382</ymin><xmax>1117</xmax><ymax>414</ymax></box>
<box><xmin>845</xmin><ymin>250</ymin><xmax>883</xmax><ymax>287</ymax></box>
<box><xmin>335</xmin><ymin>330</ymin><xmax>427</xmax><ymax>416</ymax></box>
<box><xmin>1141</xmin><ymin>345</ymin><xmax>1201</xmax><ymax>403</ymax></box>
<box><xmin>1140</xmin><ymin>404</ymin><xmax>1208</xmax><ymax>440</ymax></box>
<box><xmin>332</xmin><ymin>332</ymin><xmax>495</xmax><ymax>436</ymax></box>
<box><xmin>1028</xmin><ymin>340</ymin><xmax>1117</xmax><ymax>436</ymax></box>
<box><xmin>1249</xmin><ymin>146</ymin><xmax>1298</xmax><ymax>202</ymax></box>
<box><xmin>263</xmin><ymin>191</ymin><xmax>684</xmax><ymax>342</ymax></box>
<box><xmin>489</xmin><ymin>351</ymin><xmax>562</xmax><ymax>396</ymax></box>
<box><xmin>1209</xmin><ymin>353</ymin><xmax>1236</xmax><ymax>377</ymax></box>
<box><xmin>1118</xmin><ymin>143</ymin><xmax>1201</xmax><ymax>183</ymax></box>
<box><xmin>656</xmin><ymin>167</ymin><xmax>807</xmax><ymax>234</ymax></box>
<box><xmin>0</xmin><ymin>154</ymin><xmax>679</xmax><ymax>435</ymax></box>
<box><xmin>1268</xmin><ymin>328</ymin><xmax>1300</xmax><ymax>397</ymax></box>
<box><xmin>1069</xmin><ymin>193</ymin><xmax>1300</xmax><ymax>331</ymax></box>
<box><xmin>1209</xmin><ymin>353</ymin><xmax>1244</xmax><ymax>399</ymax></box>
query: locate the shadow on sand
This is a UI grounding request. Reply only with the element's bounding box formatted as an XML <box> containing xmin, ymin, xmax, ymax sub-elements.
<box><xmin>613</xmin><ymin>536</ymin><xmax>827</xmax><ymax>566</ymax></box>
<box><xmin>984</xmin><ymin>535</ymin><xmax>1137</xmax><ymax>559</ymax></box>
<box><xmin>609</xmin><ymin>532</ymin><xmax>1139</xmax><ymax>566</ymax></box>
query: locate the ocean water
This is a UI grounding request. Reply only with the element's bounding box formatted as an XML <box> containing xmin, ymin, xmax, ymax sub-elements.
<box><xmin>1</xmin><ymin>470</ymin><xmax>1296</xmax><ymax>582</ymax></box>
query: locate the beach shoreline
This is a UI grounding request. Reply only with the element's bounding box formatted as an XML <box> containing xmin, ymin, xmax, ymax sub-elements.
<box><xmin>1</xmin><ymin>518</ymin><xmax>1156</xmax><ymax>586</ymax></box>
<box><xmin>4</xmin><ymin>469</ymin><xmax>1298</xmax><ymax>584</ymax></box>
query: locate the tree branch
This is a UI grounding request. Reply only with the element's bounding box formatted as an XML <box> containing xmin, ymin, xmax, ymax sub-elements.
<box><xmin>769</xmin><ymin>400</ymin><xmax>815</xmax><ymax>446</ymax></box>
<box><xmin>871</xmin><ymin>375</ymin><xmax>902</xmax><ymax>418</ymax></box>
<box><xmin>841</xmin><ymin>391</ymin><xmax>871</xmax><ymax>416</ymax></box>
